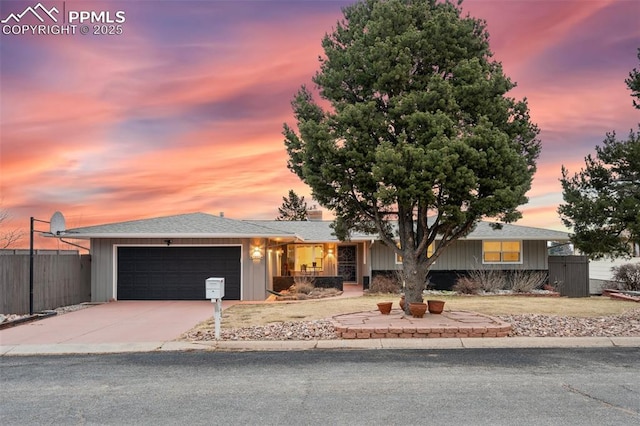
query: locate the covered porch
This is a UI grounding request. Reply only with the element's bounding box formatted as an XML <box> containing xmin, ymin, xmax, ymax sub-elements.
<box><xmin>265</xmin><ymin>240</ymin><xmax>370</xmax><ymax>293</ymax></box>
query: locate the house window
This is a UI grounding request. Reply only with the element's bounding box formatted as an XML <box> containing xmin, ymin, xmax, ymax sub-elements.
<box><xmin>483</xmin><ymin>241</ymin><xmax>521</xmax><ymax>263</ymax></box>
<box><xmin>287</xmin><ymin>244</ymin><xmax>324</xmax><ymax>272</ymax></box>
<box><xmin>395</xmin><ymin>243</ymin><xmax>435</xmax><ymax>264</ymax></box>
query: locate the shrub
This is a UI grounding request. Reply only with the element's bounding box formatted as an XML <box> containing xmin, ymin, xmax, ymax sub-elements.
<box><xmin>291</xmin><ymin>275</ymin><xmax>315</xmax><ymax>294</ymax></box>
<box><xmin>369</xmin><ymin>275</ymin><xmax>401</xmax><ymax>294</ymax></box>
<box><xmin>456</xmin><ymin>268</ymin><xmax>548</xmax><ymax>294</ymax></box>
<box><xmin>453</xmin><ymin>276</ymin><xmax>480</xmax><ymax>294</ymax></box>
<box><xmin>506</xmin><ymin>270</ymin><xmax>548</xmax><ymax>293</ymax></box>
<box><xmin>467</xmin><ymin>268</ymin><xmax>507</xmax><ymax>292</ymax></box>
<box><xmin>609</xmin><ymin>264</ymin><xmax>640</xmax><ymax>291</ymax></box>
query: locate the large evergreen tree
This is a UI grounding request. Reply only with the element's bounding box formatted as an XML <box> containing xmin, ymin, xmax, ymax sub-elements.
<box><xmin>559</xmin><ymin>130</ymin><xmax>640</xmax><ymax>259</ymax></box>
<box><xmin>276</xmin><ymin>190</ymin><xmax>309</xmax><ymax>221</ymax></box>
<box><xmin>559</xmin><ymin>52</ymin><xmax>640</xmax><ymax>259</ymax></box>
<box><xmin>284</xmin><ymin>0</ymin><xmax>539</xmax><ymax>307</ymax></box>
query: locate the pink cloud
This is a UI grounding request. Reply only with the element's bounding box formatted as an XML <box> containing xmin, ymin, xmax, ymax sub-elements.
<box><xmin>2</xmin><ymin>0</ymin><xmax>638</xmax><ymax>248</ymax></box>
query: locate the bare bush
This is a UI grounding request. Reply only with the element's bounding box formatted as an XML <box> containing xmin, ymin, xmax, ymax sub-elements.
<box><xmin>456</xmin><ymin>265</ymin><xmax>548</xmax><ymax>294</ymax></box>
<box><xmin>609</xmin><ymin>264</ymin><xmax>640</xmax><ymax>291</ymax></box>
<box><xmin>369</xmin><ymin>274</ymin><xmax>401</xmax><ymax>294</ymax></box>
<box><xmin>468</xmin><ymin>268</ymin><xmax>507</xmax><ymax>292</ymax></box>
<box><xmin>507</xmin><ymin>270</ymin><xmax>548</xmax><ymax>293</ymax></box>
<box><xmin>453</xmin><ymin>276</ymin><xmax>480</xmax><ymax>294</ymax></box>
<box><xmin>291</xmin><ymin>275</ymin><xmax>315</xmax><ymax>294</ymax></box>
<box><xmin>275</xmin><ymin>285</ymin><xmax>341</xmax><ymax>301</ymax></box>
<box><xmin>289</xmin><ymin>274</ymin><xmax>316</xmax><ymax>295</ymax></box>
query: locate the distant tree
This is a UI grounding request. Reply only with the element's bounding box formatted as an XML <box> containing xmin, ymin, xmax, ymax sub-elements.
<box><xmin>559</xmin><ymin>51</ymin><xmax>640</xmax><ymax>259</ymax></box>
<box><xmin>284</xmin><ymin>0</ymin><xmax>540</xmax><ymax>307</ymax></box>
<box><xmin>626</xmin><ymin>48</ymin><xmax>640</xmax><ymax>109</ymax></box>
<box><xmin>276</xmin><ymin>190</ymin><xmax>308</xmax><ymax>221</ymax></box>
<box><xmin>559</xmin><ymin>129</ymin><xmax>640</xmax><ymax>259</ymax></box>
<box><xmin>0</xmin><ymin>207</ymin><xmax>24</xmax><ymax>248</ymax></box>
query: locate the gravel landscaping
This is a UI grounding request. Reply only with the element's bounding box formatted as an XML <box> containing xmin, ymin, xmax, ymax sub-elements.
<box><xmin>0</xmin><ymin>303</ymin><xmax>93</xmax><ymax>325</ymax></box>
<box><xmin>498</xmin><ymin>308</ymin><xmax>640</xmax><ymax>337</ymax></box>
<box><xmin>184</xmin><ymin>320</ymin><xmax>340</xmax><ymax>341</ymax></box>
<box><xmin>183</xmin><ymin>308</ymin><xmax>640</xmax><ymax>341</ymax></box>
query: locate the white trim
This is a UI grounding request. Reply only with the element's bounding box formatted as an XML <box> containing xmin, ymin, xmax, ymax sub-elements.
<box><xmin>481</xmin><ymin>240</ymin><xmax>524</xmax><ymax>265</ymax></box>
<box><xmin>112</xmin><ymin>243</ymin><xmax>244</xmax><ymax>301</ymax></box>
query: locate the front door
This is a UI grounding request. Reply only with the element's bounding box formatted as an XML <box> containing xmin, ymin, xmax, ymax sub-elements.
<box><xmin>337</xmin><ymin>245</ymin><xmax>357</xmax><ymax>283</ymax></box>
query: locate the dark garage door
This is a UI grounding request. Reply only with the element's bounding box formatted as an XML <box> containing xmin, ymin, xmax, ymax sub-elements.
<box><xmin>117</xmin><ymin>246</ymin><xmax>241</xmax><ymax>300</ymax></box>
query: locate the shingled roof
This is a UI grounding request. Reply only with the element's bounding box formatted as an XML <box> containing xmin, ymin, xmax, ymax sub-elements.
<box><xmin>250</xmin><ymin>220</ymin><xmax>570</xmax><ymax>242</ymax></box>
<box><xmin>59</xmin><ymin>212</ymin><xmax>569</xmax><ymax>241</ymax></box>
<box><xmin>61</xmin><ymin>213</ymin><xmax>295</xmax><ymax>239</ymax></box>
<box><xmin>246</xmin><ymin>220</ymin><xmax>373</xmax><ymax>242</ymax></box>
<box><xmin>462</xmin><ymin>221</ymin><xmax>570</xmax><ymax>241</ymax></box>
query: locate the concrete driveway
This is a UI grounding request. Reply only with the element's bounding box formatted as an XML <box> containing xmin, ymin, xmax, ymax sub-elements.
<box><xmin>0</xmin><ymin>301</ymin><xmax>228</xmax><ymax>346</ymax></box>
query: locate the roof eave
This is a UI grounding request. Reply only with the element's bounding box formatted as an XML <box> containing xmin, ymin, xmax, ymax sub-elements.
<box><xmin>48</xmin><ymin>232</ymin><xmax>299</xmax><ymax>240</ymax></box>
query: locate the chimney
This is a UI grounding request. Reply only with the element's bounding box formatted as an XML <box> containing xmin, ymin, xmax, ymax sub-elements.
<box><xmin>219</xmin><ymin>212</ymin><xmax>224</xmax><ymax>218</ymax></box>
<box><xmin>307</xmin><ymin>209</ymin><xmax>322</xmax><ymax>221</ymax></box>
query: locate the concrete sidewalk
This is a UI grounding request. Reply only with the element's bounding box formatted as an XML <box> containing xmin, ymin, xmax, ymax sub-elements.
<box><xmin>2</xmin><ymin>336</ymin><xmax>640</xmax><ymax>356</ymax></box>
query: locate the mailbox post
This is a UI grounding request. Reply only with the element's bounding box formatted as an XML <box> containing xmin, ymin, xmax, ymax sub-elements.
<box><xmin>205</xmin><ymin>278</ymin><xmax>225</xmax><ymax>339</ymax></box>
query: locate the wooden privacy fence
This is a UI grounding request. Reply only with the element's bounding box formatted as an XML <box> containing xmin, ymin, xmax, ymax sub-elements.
<box><xmin>548</xmin><ymin>255</ymin><xmax>590</xmax><ymax>298</ymax></box>
<box><xmin>0</xmin><ymin>250</ymin><xmax>91</xmax><ymax>314</ymax></box>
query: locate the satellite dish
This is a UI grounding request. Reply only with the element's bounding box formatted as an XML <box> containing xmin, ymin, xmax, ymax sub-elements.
<box><xmin>50</xmin><ymin>211</ymin><xmax>66</xmax><ymax>235</ymax></box>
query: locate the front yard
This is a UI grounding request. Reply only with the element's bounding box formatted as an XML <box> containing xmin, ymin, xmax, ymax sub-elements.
<box><xmin>183</xmin><ymin>294</ymin><xmax>640</xmax><ymax>340</ymax></box>
<box><xmin>221</xmin><ymin>294</ymin><xmax>638</xmax><ymax>328</ymax></box>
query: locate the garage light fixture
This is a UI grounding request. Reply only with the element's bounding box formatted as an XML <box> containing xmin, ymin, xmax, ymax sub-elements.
<box><xmin>251</xmin><ymin>246</ymin><xmax>263</xmax><ymax>262</ymax></box>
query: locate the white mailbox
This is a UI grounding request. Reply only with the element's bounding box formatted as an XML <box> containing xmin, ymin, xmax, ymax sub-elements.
<box><xmin>205</xmin><ymin>277</ymin><xmax>225</xmax><ymax>299</ymax></box>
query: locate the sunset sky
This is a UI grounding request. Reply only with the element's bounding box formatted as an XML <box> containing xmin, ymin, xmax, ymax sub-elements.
<box><xmin>1</xmin><ymin>0</ymin><xmax>639</xmax><ymax>248</ymax></box>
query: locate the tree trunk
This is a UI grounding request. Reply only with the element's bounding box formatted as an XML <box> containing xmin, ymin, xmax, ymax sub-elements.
<box><xmin>401</xmin><ymin>250</ymin><xmax>428</xmax><ymax>314</ymax></box>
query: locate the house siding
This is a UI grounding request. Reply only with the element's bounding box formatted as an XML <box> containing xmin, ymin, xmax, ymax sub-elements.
<box><xmin>89</xmin><ymin>237</ymin><xmax>266</xmax><ymax>302</ymax></box>
<box><xmin>371</xmin><ymin>240</ymin><xmax>550</xmax><ymax>271</ymax></box>
<box><xmin>588</xmin><ymin>257</ymin><xmax>640</xmax><ymax>294</ymax></box>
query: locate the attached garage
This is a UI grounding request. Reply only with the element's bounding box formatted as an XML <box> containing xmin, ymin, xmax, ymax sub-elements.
<box><xmin>53</xmin><ymin>212</ymin><xmax>299</xmax><ymax>302</ymax></box>
<box><xmin>117</xmin><ymin>246</ymin><xmax>241</xmax><ymax>300</ymax></box>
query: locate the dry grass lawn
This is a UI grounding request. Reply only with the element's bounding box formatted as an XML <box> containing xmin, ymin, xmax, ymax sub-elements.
<box><xmin>216</xmin><ymin>294</ymin><xmax>639</xmax><ymax>329</ymax></box>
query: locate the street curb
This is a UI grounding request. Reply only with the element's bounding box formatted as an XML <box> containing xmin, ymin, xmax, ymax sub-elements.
<box><xmin>3</xmin><ymin>337</ymin><xmax>638</xmax><ymax>355</ymax></box>
<box><xmin>0</xmin><ymin>342</ymin><xmax>162</xmax><ymax>356</ymax></box>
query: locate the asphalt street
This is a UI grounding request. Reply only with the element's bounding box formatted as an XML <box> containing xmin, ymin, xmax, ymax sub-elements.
<box><xmin>2</xmin><ymin>348</ymin><xmax>639</xmax><ymax>425</ymax></box>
